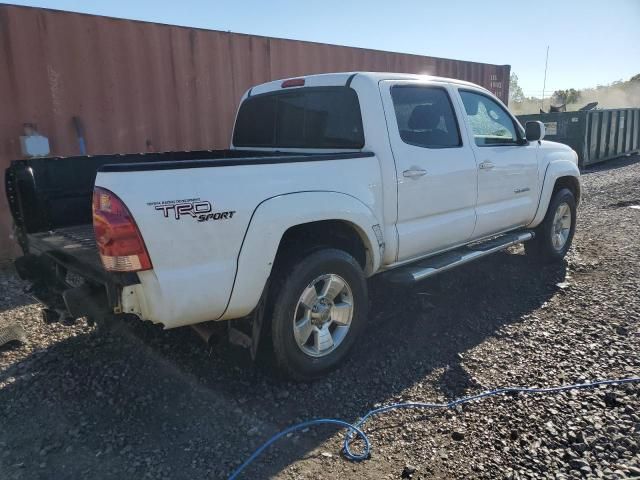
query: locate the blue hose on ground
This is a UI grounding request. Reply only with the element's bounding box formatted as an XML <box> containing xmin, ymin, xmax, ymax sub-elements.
<box><xmin>228</xmin><ymin>377</ymin><xmax>640</xmax><ymax>479</ymax></box>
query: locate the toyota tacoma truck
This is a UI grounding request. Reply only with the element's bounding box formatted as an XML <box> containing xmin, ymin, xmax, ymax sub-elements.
<box><xmin>5</xmin><ymin>72</ymin><xmax>580</xmax><ymax>380</ymax></box>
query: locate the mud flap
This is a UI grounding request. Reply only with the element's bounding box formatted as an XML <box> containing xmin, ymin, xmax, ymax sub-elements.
<box><xmin>226</xmin><ymin>284</ymin><xmax>268</xmax><ymax>360</ymax></box>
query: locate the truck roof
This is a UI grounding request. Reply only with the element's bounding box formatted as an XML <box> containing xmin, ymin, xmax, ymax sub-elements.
<box><xmin>248</xmin><ymin>71</ymin><xmax>489</xmax><ymax>97</ymax></box>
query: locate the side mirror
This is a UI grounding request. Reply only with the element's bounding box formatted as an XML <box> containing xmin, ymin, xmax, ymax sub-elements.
<box><xmin>525</xmin><ymin>121</ymin><xmax>546</xmax><ymax>142</ymax></box>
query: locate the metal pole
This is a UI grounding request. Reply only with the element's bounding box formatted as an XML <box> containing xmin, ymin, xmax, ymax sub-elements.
<box><xmin>541</xmin><ymin>46</ymin><xmax>549</xmax><ymax>111</ymax></box>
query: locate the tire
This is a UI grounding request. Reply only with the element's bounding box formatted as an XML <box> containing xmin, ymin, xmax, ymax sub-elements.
<box><xmin>270</xmin><ymin>248</ymin><xmax>368</xmax><ymax>381</ymax></box>
<box><xmin>525</xmin><ymin>188</ymin><xmax>577</xmax><ymax>263</ymax></box>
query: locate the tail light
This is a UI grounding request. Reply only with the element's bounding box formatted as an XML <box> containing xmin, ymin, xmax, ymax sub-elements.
<box><xmin>92</xmin><ymin>187</ymin><xmax>152</xmax><ymax>272</ymax></box>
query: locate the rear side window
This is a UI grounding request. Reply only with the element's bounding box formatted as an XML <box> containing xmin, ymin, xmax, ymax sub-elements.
<box><xmin>233</xmin><ymin>87</ymin><xmax>364</xmax><ymax>149</ymax></box>
<box><xmin>391</xmin><ymin>86</ymin><xmax>461</xmax><ymax>148</ymax></box>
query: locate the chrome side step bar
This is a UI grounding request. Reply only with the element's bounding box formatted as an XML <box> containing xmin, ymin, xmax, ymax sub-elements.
<box><xmin>387</xmin><ymin>230</ymin><xmax>535</xmax><ymax>284</ymax></box>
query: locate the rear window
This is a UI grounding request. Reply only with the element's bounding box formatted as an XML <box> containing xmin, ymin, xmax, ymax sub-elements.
<box><xmin>391</xmin><ymin>86</ymin><xmax>461</xmax><ymax>148</ymax></box>
<box><xmin>233</xmin><ymin>87</ymin><xmax>364</xmax><ymax>149</ymax></box>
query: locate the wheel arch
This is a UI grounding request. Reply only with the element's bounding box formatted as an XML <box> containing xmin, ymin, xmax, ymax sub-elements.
<box><xmin>273</xmin><ymin>219</ymin><xmax>371</xmax><ymax>273</ymax></box>
<box><xmin>528</xmin><ymin>159</ymin><xmax>581</xmax><ymax>228</ymax></box>
<box><xmin>220</xmin><ymin>191</ymin><xmax>382</xmax><ymax>320</ymax></box>
<box><xmin>552</xmin><ymin>175</ymin><xmax>581</xmax><ymax>205</ymax></box>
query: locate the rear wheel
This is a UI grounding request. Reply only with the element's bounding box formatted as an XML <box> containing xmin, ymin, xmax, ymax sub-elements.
<box><xmin>270</xmin><ymin>249</ymin><xmax>367</xmax><ymax>381</ymax></box>
<box><xmin>525</xmin><ymin>188</ymin><xmax>577</xmax><ymax>262</ymax></box>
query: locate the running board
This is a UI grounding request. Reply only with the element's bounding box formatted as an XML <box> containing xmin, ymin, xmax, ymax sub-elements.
<box><xmin>387</xmin><ymin>231</ymin><xmax>534</xmax><ymax>284</ymax></box>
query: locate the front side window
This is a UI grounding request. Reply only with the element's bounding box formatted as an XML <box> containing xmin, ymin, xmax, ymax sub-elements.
<box><xmin>459</xmin><ymin>90</ymin><xmax>519</xmax><ymax>146</ymax></box>
<box><xmin>391</xmin><ymin>86</ymin><xmax>461</xmax><ymax>148</ymax></box>
<box><xmin>233</xmin><ymin>87</ymin><xmax>364</xmax><ymax>149</ymax></box>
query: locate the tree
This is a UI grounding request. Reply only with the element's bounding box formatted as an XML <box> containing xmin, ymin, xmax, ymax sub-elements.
<box><xmin>630</xmin><ymin>73</ymin><xmax>640</xmax><ymax>82</ymax></box>
<box><xmin>552</xmin><ymin>88</ymin><xmax>581</xmax><ymax>105</ymax></box>
<box><xmin>509</xmin><ymin>73</ymin><xmax>525</xmax><ymax>105</ymax></box>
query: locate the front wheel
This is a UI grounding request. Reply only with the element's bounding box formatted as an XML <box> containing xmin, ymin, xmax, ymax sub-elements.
<box><xmin>525</xmin><ymin>188</ymin><xmax>577</xmax><ymax>262</ymax></box>
<box><xmin>270</xmin><ymin>249</ymin><xmax>368</xmax><ymax>381</ymax></box>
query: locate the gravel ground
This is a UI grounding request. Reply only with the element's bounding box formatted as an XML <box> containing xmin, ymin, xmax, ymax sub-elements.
<box><xmin>1</xmin><ymin>154</ymin><xmax>639</xmax><ymax>480</ymax></box>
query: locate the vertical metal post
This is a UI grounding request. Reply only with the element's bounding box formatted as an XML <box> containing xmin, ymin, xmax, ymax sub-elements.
<box><xmin>541</xmin><ymin>46</ymin><xmax>549</xmax><ymax>112</ymax></box>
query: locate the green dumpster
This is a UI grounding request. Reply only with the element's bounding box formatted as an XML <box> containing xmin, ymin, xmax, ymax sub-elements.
<box><xmin>517</xmin><ymin>108</ymin><xmax>640</xmax><ymax>167</ymax></box>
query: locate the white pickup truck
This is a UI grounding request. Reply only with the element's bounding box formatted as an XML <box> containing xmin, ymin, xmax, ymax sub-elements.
<box><xmin>6</xmin><ymin>72</ymin><xmax>580</xmax><ymax>380</ymax></box>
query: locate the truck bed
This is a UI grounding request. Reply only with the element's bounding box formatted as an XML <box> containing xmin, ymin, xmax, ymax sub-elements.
<box><xmin>5</xmin><ymin>147</ymin><xmax>372</xmax><ymax>320</ymax></box>
<box><xmin>5</xmin><ymin>149</ymin><xmax>288</xmax><ymax>243</ymax></box>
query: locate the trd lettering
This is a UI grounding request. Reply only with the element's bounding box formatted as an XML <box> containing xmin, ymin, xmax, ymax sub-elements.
<box><xmin>155</xmin><ymin>201</ymin><xmax>212</xmax><ymax>219</ymax></box>
<box><xmin>153</xmin><ymin>200</ymin><xmax>234</xmax><ymax>222</ymax></box>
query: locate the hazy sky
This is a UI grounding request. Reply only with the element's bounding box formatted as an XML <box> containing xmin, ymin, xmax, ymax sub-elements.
<box><xmin>9</xmin><ymin>0</ymin><xmax>640</xmax><ymax>98</ymax></box>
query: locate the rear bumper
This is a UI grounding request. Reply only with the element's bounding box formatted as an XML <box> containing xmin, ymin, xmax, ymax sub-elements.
<box><xmin>14</xmin><ymin>253</ymin><xmax>134</xmax><ymax>321</ymax></box>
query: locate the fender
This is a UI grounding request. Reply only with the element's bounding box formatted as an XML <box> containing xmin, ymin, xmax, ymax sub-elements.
<box><xmin>528</xmin><ymin>156</ymin><xmax>580</xmax><ymax>228</ymax></box>
<box><xmin>220</xmin><ymin>191</ymin><xmax>382</xmax><ymax>320</ymax></box>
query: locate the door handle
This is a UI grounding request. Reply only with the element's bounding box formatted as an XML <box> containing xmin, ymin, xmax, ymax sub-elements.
<box><xmin>479</xmin><ymin>160</ymin><xmax>495</xmax><ymax>170</ymax></box>
<box><xmin>403</xmin><ymin>168</ymin><xmax>427</xmax><ymax>178</ymax></box>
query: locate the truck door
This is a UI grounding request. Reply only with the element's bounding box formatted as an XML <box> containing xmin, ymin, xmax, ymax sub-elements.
<box><xmin>380</xmin><ymin>80</ymin><xmax>478</xmax><ymax>262</ymax></box>
<box><xmin>455</xmin><ymin>88</ymin><xmax>539</xmax><ymax>238</ymax></box>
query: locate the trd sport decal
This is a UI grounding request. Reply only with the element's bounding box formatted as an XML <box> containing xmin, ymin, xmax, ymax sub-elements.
<box><xmin>147</xmin><ymin>198</ymin><xmax>235</xmax><ymax>222</ymax></box>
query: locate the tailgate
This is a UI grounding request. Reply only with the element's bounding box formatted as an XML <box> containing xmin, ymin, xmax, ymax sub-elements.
<box><xmin>16</xmin><ymin>224</ymin><xmax>126</xmax><ymax>320</ymax></box>
<box><xmin>26</xmin><ymin>224</ymin><xmax>106</xmax><ymax>282</ymax></box>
